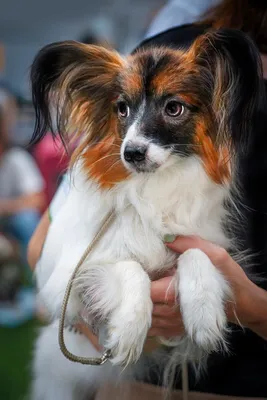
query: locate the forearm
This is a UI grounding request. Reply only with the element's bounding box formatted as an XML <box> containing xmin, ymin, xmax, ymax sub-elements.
<box><xmin>249</xmin><ymin>320</ymin><xmax>267</xmax><ymax>340</ymax></box>
<box><xmin>243</xmin><ymin>283</ymin><xmax>267</xmax><ymax>340</ymax></box>
<box><xmin>27</xmin><ymin>210</ymin><xmax>50</xmax><ymax>270</ymax></box>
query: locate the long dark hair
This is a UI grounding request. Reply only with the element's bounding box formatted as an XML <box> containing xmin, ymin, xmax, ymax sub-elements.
<box><xmin>201</xmin><ymin>0</ymin><xmax>267</xmax><ymax>53</ymax></box>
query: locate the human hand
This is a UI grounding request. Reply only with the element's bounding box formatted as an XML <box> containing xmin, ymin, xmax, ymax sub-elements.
<box><xmin>148</xmin><ymin>275</ymin><xmax>184</xmax><ymax>338</ymax></box>
<box><xmin>148</xmin><ymin>236</ymin><xmax>267</xmax><ymax>339</ymax></box>
<box><xmin>77</xmin><ymin>236</ymin><xmax>267</xmax><ymax>350</ymax></box>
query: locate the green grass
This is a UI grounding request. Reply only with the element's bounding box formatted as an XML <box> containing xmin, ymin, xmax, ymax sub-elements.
<box><xmin>0</xmin><ymin>319</ymin><xmax>39</xmax><ymax>400</ymax></box>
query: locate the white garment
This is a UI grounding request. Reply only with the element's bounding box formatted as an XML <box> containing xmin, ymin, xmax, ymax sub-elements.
<box><xmin>145</xmin><ymin>0</ymin><xmax>219</xmax><ymax>39</ymax></box>
<box><xmin>0</xmin><ymin>147</ymin><xmax>44</xmax><ymax>199</ymax></box>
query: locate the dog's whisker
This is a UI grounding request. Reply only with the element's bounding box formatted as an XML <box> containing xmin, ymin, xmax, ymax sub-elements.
<box><xmin>86</xmin><ymin>153</ymin><xmax>121</xmax><ymax>169</ymax></box>
<box><xmin>101</xmin><ymin>159</ymin><xmax>122</xmax><ymax>177</ymax></box>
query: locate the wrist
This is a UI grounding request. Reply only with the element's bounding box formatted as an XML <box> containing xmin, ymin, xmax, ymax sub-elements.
<box><xmin>238</xmin><ymin>280</ymin><xmax>267</xmax><ymax>334</ymax></box>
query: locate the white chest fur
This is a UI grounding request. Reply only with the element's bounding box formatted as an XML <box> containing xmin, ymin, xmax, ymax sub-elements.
<box><xmin>38</xmin><ymin>155</ymin><xmax>230</xmax><ymax>289</ymax></box>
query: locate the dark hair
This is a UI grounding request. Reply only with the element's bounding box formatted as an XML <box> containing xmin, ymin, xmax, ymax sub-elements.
<box><xmin>201</xmin><ymin>0</ymin><xmax>267</xmax><ymax>53</ymax></box>
<box><xmin>79</xmin><ymin>32</ymin><xmax>101</xmax><ymax>46</ymax></box>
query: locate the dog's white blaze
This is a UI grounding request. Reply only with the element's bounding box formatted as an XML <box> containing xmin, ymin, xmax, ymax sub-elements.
<box><xmin>122</xmin><ymin>119</ymin><xmax>171</xmax><ymax>168</ymax></box>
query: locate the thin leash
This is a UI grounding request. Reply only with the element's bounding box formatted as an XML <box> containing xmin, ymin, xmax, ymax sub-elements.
<box><xmin>58</xmin><ymin>209</ymin><xmax>116</xmax><ymax>365</ymax></box>
<box><xmin>182</xmin><ymin>362</ymin><xmax>189</xmax><ymax>400</ymax></box>
<box><xmin>58</xmin><ymin>207</ymin><xmax>190</xmax><ymax>399</ymax></box>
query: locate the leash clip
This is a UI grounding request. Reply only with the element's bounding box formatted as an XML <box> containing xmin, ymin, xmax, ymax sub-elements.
<box><xmin>99</xmin><ymin>349</ymin><xmax>112</xmax><ymax>365</ymax></box>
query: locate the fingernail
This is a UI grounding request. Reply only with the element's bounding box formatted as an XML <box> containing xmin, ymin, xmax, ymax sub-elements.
<box><xmin>164</xmin><ymin>234</ymin><xmax>176</xmax><ymax>243</ymax></box>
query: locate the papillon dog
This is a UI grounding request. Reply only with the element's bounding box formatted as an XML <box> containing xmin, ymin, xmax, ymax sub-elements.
<box><xmin>30</xmin><ymin>29</ymin><xmax>265</xmax><ymax>400</ymax></box>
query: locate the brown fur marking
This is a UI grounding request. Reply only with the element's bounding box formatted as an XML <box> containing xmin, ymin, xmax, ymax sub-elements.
<box><xmin>82</xmin><ymin>136</ymin><xmax>129</xmax><ymax>189</ymax></box>
<box><xmin>195</xmin><ymin>119</ymin><xmax>230</xmax><ymax>184</ymax></box>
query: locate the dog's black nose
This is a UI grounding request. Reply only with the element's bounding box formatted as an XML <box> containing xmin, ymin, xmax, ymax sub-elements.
<box><xmin>124</xmin><ymin>145</ymin><xmax>147</xmax><ymax>163</ymax></box>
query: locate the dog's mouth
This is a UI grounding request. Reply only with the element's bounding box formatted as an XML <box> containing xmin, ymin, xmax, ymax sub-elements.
<box><xmin>123</xmin><ymin>160</ymin><xmax>159</xmax><ymax>174</ymax></box>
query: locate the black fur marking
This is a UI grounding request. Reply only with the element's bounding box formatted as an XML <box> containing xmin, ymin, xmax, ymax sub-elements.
<box><xmin>30</xmin><ymin>41</ymin><xmax>82</xmax><ymax>146</ymax></box>
<box><xmin>141</xmin><ymin>53</ymin><xmax>173</xmax><ymax>97</ymax></box>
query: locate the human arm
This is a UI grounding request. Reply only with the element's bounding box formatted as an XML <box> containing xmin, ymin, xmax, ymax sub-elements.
<box><xmin>27</xmin><ymin>209</ymin><xmax>50</xmax><ymax>270</ymax></box>
<box><xmin>27</xmin><ymin>174</ymin><xmax>71</xmax><ymax>270</ymax></box>
<box><xmin>149</xmin><ymin>236</ymin><xmax>267</xmax><ymax>340</ymax></box>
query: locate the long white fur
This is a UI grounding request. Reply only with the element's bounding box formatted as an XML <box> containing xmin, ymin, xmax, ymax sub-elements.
<box><xmin>32</xmin><ymin>128</ymin><xmax>232</xmax><ymax>399</ymax></box>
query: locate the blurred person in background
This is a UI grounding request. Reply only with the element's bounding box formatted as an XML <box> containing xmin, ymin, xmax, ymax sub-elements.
<box><xmin>28</xmin><ymin>0</ymin><xmax>267</xmax><ymax>398</ymax></box>
<box><xmin>0</xmin><ymin>89</ymin><xmax>45</xmax><ymax>326</ymax></box>
<box><xmin>0</xmin><ymin>89</ymin><xmax>45</xmax><ymax>260</ymax></box>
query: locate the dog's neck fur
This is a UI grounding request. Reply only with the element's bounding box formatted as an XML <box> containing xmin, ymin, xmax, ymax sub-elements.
<box><xmin>76</xmin><ymin>154</ymin><xmax>232</xmax><ymax>252</ymax></box>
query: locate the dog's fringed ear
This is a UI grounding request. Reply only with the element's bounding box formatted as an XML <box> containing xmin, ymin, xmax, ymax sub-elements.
<box><xmin>189</xmin><ymin>28</ymin><xmax>267</xmax><ymax>154</ymax></box>
<box><xmin>30</xmin><ymin>41</ymin><xmax>124</xmax><ymax>147</ymax></box>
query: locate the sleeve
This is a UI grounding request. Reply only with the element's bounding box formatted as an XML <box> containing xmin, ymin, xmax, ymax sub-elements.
<box><xmin>144</xmin><ymin>0</ymin><xmax>219</xmax><ymax>39</ymax></box>
<box><xmin>9</xmin><ymin>148</ymin><xmax>45</xmax><ymax>195</ymax></box>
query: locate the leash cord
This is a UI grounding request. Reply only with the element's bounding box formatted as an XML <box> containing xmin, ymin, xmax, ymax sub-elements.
<box><xmin>58</xmin><ymin>209</ymin><xmax>116</xmax><ymax>365</ymax></box>
<box><xmin>182</xmin><ymin>361</ymin><xmax>189</xmax><ymax>400</ymax></box>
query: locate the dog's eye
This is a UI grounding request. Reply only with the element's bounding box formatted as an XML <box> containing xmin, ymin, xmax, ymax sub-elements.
<box><xmin>165</xmin><ymin>101</ymin><xmax>184</xmax><ymax>117</ymax></box>
<box><xmin>117</xmin><ymin>101</ymin><xmax>129</xmax><ymax>118</ymax></box>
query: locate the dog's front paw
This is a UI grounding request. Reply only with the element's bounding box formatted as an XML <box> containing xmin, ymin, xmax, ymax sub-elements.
<box><xmin>177</xmin><ymin>249</ymin><xmax>231</xmax><ymax>352</ymax></box>
<box><xmin>105</xmin><ymin>298</ymin><xmax>152</xmax><ymax>366</ymax></box>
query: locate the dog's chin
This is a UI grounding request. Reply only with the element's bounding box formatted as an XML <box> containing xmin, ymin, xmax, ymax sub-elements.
<box><xmin>122</xmin><ymin>160</ymin><xmax>160</xmax><ymax>174</ymax></box>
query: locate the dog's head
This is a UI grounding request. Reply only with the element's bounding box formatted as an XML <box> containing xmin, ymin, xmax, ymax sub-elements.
<box><xmin>31</xmin><ymin>29</ymin><xmax>265</xmax><ymax>188</ymax></box>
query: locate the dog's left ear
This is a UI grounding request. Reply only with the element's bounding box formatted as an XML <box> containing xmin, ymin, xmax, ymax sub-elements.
<box><xmin>189</xmin><ymin>29</ymin><xmax>266</xmax><ymax>154</ymax></box>
<box><xmin>30</xmin><ymin>41</ymin><xmax>125</xmax><ymax>147</ymax></box>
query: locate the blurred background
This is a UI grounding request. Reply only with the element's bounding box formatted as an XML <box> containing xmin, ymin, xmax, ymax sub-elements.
<box><xmin>0</xmin><ymin>1</ymin><xmax>166</xmax><ymax>399</ymax></box>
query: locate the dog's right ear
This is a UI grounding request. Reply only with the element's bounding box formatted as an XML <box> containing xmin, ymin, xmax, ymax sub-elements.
<box><xmin>30</xmin><ymin>41</ymin><xmax>124</xmax><ymax>147</ymax></box>
<box><xmin>188</xmin><ymin>29</ymin><xmax>266</xmax><ymax>155</ymax></box>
